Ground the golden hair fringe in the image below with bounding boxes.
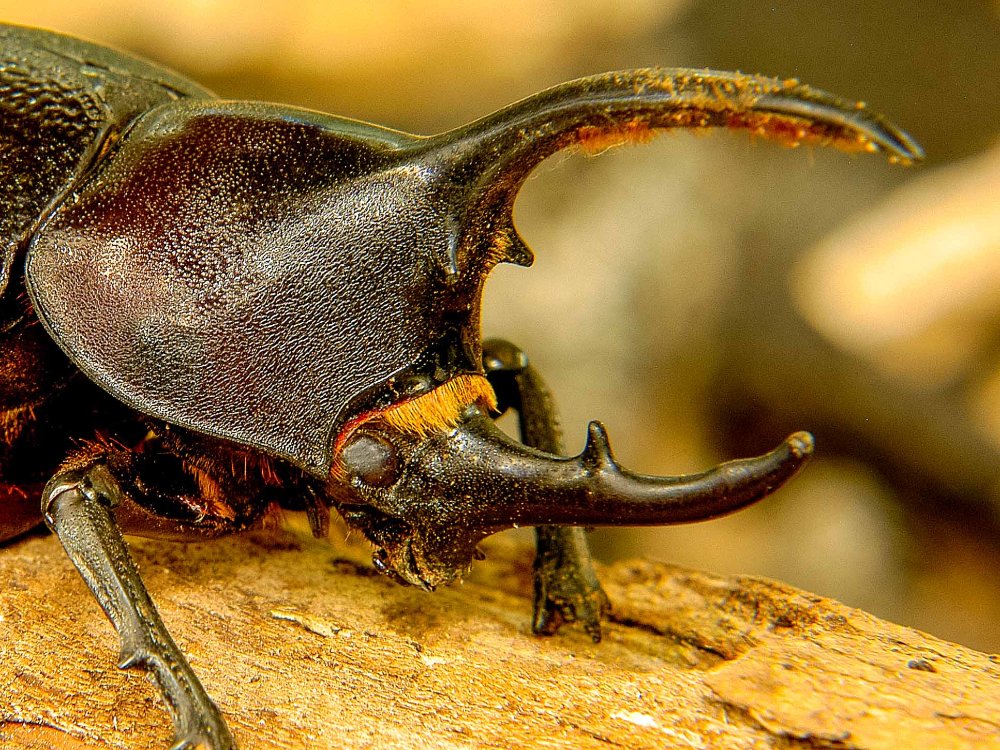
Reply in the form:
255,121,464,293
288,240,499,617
330,375,497,480
379,374,497,437
577,118,657,155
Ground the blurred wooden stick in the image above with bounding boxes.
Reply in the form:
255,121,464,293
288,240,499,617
1,518,997,750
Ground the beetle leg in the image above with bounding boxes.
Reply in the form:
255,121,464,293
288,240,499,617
483,338,610,642
42,461,238,750
530,525,610,642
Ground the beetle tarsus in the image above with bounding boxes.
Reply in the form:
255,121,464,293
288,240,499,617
532,525,610,643
42,467,238,750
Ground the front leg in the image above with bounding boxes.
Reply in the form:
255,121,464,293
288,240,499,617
483,339,610,641
42,446,247,750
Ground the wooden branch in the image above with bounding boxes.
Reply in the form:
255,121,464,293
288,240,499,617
1,518,998,749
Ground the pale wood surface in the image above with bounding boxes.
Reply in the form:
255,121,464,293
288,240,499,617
1,517,998,750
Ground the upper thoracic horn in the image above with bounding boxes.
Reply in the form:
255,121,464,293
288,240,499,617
402,409,814,530
409,68,923,276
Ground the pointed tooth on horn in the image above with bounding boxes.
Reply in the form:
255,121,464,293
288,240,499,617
490,226,535,268
581,421,615,471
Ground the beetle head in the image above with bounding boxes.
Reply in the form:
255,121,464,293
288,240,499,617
327,376,500,588
316,69,919,587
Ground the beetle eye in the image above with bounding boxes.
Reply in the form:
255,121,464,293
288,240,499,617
340,432,400,487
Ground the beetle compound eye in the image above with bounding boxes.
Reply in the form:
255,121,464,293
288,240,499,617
340,432,401,488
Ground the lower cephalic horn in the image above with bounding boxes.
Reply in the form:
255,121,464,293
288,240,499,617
414,409,813,529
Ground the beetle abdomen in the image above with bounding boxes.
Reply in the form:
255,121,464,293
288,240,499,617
0,24,212,296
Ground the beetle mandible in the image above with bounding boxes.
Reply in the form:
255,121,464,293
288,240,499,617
0,23,922,750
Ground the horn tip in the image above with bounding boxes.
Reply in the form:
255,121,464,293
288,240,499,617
786,431,815,459
886,131,925,165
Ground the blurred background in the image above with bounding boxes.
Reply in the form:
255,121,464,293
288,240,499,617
2,0,996,651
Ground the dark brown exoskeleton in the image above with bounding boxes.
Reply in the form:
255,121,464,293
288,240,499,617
0,23,922,750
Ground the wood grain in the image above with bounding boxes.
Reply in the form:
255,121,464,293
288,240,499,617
1,517,997,749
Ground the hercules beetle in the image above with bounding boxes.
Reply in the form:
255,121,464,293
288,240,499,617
0,23,921,750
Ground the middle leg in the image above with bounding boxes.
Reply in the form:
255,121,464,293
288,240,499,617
482,338,610,642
